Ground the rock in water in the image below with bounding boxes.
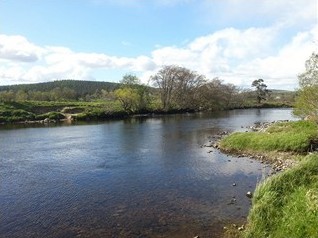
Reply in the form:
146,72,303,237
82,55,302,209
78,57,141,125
246,191,253,198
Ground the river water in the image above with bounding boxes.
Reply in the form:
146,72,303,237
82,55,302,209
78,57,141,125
0,109,296,238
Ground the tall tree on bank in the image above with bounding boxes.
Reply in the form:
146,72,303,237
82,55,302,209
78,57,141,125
150,65,206,111
252,79,270,104
294,53,318,120
298,53,318,88
150,66,178,111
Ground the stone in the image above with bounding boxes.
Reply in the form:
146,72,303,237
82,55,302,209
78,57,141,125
246,191,253,198
232,183,237,186
238,225,245,231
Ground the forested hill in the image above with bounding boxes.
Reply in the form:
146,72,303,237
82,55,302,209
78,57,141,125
0,80,119,96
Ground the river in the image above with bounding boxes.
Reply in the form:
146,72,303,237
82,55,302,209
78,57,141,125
0,108,296,238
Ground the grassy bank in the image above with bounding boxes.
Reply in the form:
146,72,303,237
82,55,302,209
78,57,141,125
245,154,318,238
0,100,126,123
0,100,199,123
220,120,318,153
0,100,294,124
220,121,318,238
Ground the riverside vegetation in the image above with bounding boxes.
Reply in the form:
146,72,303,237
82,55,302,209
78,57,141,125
0,66,295,124
220,53,318,238
220,119,318,238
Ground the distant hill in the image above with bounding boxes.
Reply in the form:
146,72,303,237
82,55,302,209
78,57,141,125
269,89,296,93
0,80,120,96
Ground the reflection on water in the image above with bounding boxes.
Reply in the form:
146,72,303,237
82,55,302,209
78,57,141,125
0,109,296,237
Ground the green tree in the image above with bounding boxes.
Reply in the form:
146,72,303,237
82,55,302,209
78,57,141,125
0,90,15,102
119,74,150,111
294,53,318,120
294,86,318,119
298,53,318,88
15,90,28,101
121,74,140,86
114,87,139,113
252,79,270,104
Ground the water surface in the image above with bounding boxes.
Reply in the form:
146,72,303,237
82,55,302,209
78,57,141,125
0,109,296,237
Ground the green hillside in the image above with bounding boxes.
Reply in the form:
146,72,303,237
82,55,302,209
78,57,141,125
0,79,119,97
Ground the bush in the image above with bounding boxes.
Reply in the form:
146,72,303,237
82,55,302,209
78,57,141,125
0,109,35,122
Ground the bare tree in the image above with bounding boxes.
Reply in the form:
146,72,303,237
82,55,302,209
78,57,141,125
150,65,177,111
150,65,205,111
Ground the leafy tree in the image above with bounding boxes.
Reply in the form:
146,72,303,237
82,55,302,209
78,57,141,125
119,74,150,111
121,74,140,86
294,86,318,119
251,79,270,104
298,53,318,88
0,90,15,102
16,90,28,101
114,88,139,113
294,53,318,120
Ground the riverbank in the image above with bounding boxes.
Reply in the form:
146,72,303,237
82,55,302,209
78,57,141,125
0,100,292,125
219,120,318,238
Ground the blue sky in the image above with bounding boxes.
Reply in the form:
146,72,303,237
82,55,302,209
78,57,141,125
0,0,317,89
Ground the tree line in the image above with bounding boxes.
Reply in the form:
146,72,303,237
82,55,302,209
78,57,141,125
0,65,295,113
0,80,118,102
113,66,261,113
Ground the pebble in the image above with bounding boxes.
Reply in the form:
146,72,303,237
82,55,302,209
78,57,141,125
238,225,245,231
246,191,253,198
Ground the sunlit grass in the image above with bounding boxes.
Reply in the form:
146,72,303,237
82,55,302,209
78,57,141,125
219,120,318,153
220,120,318,238
244,154,318,238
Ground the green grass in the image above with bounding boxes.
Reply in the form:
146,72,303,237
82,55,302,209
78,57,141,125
220,120,318,153
0,100,125,122
244,154,318,238
220,120,318,238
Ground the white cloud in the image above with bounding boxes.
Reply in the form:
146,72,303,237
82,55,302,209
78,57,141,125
149,27,278,79
0,35,44,62
0,22,316,89
0,35,158,84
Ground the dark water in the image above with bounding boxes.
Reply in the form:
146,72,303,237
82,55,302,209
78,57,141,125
0,109,296,238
